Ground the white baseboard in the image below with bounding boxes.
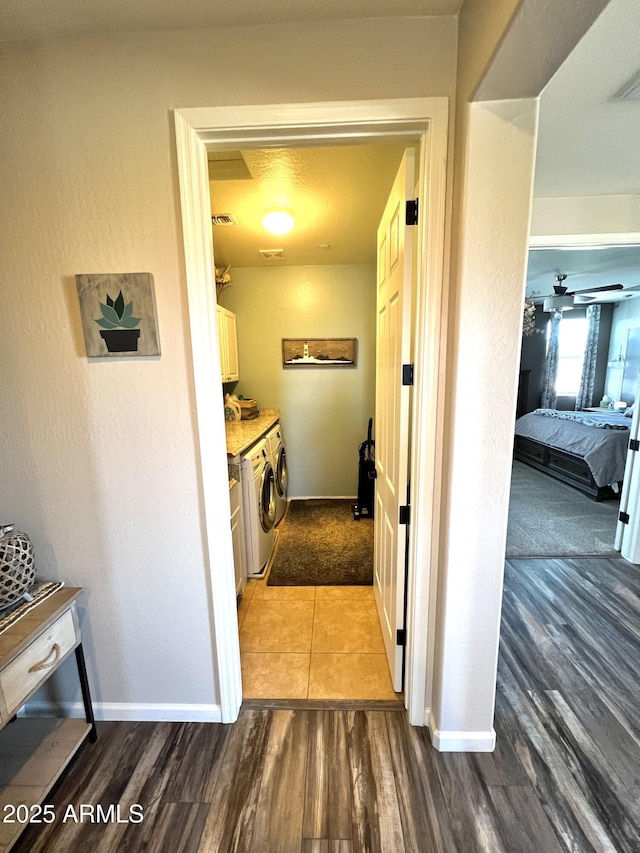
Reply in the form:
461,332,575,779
290,495,357,500
23,702,223,723
427,709,496,752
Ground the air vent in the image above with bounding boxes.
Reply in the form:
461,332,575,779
259,249,285,260
211,214,235,226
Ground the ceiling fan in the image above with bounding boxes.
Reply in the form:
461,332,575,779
537,275,626,311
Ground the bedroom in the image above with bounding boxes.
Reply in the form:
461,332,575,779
508,244,640,558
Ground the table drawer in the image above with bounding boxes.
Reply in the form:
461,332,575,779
0,609,78,716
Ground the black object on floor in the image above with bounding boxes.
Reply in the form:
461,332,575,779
353,418,375,521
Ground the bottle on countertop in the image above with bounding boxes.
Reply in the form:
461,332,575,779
224,394,242,421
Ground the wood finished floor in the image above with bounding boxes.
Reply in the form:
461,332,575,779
9,556,640,852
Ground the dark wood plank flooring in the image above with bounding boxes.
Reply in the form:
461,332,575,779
8,557,640,852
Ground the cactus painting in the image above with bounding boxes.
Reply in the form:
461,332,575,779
75,273,161,357
95,290,142,352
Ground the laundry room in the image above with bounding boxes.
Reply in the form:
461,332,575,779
212,142,415,702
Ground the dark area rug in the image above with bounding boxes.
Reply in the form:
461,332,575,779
267,499,374,586
507,461,619,558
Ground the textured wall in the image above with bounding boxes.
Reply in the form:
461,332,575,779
431,0,540,745
220,265,376,498
0,18,456,714
431,0,603,746
530,194,640,239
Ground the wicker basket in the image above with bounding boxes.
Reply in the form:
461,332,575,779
0,525,36,611
238,399,259,420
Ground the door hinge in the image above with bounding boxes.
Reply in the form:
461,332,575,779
399,505,410,525
630,438,640,452
406,199,419,226
619,511,630,525
402,364,414,386
396,629,406,646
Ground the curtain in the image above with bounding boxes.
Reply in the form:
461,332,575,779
541,310,561,409
575,304,601,411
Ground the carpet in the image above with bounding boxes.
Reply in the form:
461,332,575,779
506,461,619,558
267,499,374,586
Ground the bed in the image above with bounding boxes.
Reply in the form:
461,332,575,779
513,408,631,501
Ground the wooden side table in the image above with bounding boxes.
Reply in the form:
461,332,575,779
0,587,96,852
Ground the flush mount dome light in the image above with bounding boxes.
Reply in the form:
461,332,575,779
262,209,294,235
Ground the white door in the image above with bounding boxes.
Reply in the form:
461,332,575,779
616,375,640,562
374,148,415,692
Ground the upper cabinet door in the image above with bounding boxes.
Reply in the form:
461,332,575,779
223,309,239,382
216,305,240,383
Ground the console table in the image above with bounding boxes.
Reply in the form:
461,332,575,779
0,587,96,852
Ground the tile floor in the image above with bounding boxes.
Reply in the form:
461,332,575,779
237,578,399,700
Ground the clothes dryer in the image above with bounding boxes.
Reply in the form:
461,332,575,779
240,438,276,576
265,423,288,524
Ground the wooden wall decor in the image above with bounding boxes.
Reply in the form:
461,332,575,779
282,338,357,367
75,272,161,358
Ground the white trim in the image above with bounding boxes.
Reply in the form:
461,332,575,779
427,710,496,752
179,99,438,148
529,232,640,249
174,112,243,723
405,101,449,727
22,702,222,723
174,98,449,728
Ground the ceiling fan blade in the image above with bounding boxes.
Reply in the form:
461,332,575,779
567,283,623,295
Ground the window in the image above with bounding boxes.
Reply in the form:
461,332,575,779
552,316,589,396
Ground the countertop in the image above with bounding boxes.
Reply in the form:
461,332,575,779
225,408,279,457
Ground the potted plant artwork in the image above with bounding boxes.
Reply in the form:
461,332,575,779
95,290,141,352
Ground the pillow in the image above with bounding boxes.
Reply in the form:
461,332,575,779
624,403,635,418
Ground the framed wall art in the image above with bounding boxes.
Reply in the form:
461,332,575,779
75,272,161,357
282,338,357,367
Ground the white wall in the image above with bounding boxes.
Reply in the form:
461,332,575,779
0,18,457,718
428,0,617,750
221,265,376,498
531,194,640,240
606,299,640,403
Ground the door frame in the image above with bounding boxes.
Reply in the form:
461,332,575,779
174,98,449,724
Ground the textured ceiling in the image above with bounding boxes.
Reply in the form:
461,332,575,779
209,143,413,268
0,0,461,41
535,0,640,197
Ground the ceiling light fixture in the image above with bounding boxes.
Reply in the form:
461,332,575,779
262,209,295,235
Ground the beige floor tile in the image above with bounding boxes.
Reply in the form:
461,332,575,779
308,653,397,700
315,586,374,601
241,653,310,699
252,584,316,601
237,595,251,629
312,600,385,653
243,580,259,600
240,599,314,653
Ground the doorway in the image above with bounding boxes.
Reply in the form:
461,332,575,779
507,240,640,560
174,98,449,724
211,141,412,702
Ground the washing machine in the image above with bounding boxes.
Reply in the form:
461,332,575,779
265,423,288,524
240,438,276,576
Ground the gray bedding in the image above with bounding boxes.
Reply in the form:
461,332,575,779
514,408,630,487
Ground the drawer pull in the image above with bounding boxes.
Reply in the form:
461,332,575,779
28,642,61,673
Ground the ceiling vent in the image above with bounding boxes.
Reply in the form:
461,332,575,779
614,70,640,101
259,249,285,260
211,214,236,226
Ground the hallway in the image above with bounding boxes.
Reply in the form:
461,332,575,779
10,555,639,852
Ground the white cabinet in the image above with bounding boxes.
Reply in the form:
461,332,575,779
216,305,239,383
229,479,246,597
